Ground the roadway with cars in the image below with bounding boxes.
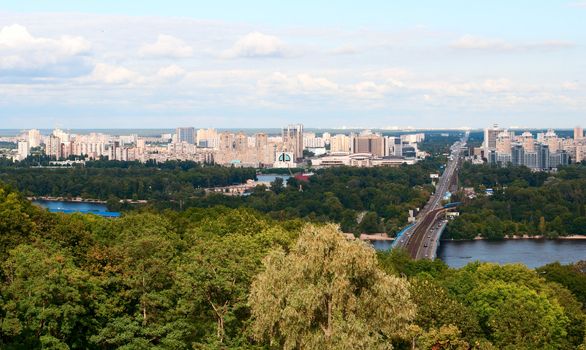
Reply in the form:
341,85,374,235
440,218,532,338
394,131,469,259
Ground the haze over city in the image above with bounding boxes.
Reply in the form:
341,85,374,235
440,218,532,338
1,0,586,129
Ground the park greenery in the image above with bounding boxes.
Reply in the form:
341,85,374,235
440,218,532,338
0,159,446,235
446,162,586,239
0,183,584,349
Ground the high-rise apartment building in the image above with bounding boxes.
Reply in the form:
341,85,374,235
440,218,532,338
485,128,571,170
536,143,550,170
575,126,584,140
484,124,502,150
27,129,41,148
282,124,304,160
196,128,219,148
496,131,512,154
330,134,351,153
520,131,535,152
255,133,268,149
544,129,560,153
17,141,30,161
45,135,62,159
53,128,69,143
176,127,196,144
511,143,524,166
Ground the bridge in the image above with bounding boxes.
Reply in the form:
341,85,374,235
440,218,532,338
393,132,468,259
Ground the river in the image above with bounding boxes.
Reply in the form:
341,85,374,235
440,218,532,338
256,174,291,184
33,200,121,217
372,239,586,268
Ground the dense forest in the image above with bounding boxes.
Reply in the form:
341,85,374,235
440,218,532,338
446,163,586,239
0,183,584,349
0,159,446,235
0,163,256,201
182,163,441,235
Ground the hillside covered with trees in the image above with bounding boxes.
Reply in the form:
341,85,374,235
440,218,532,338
0,183,585,349
446,163,586,239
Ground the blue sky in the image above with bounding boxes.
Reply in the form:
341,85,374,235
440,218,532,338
0,0,585,128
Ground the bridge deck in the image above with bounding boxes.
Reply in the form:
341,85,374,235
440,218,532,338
393,132,468,259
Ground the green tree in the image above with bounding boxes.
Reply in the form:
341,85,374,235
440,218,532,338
270,177,285,194
408,278,482,342
249,224,416,349
468,280,568,349
175,234,268,346
1,244,98,348
359,211,383,233
0,188,38,260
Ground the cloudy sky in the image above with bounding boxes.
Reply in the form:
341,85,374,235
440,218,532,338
1,0,585,129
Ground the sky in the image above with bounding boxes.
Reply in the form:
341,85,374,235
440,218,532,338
0,0,585,129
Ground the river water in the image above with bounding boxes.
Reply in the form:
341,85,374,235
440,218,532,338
372,239,586,268
256,174,291,184
33,200,121,217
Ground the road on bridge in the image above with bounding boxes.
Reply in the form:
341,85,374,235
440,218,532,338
394,131,468,259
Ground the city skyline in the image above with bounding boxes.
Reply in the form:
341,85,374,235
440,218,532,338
1,1,586,128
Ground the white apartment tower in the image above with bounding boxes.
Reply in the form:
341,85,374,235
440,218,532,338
27,129,41,148
17,141,30,161
45,135,62,159
484,124,502,150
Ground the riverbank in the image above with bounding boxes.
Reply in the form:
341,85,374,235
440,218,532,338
344,233,395,241
28,196,106,204
442,234,586,241
32,199,121,218
28,196,147,204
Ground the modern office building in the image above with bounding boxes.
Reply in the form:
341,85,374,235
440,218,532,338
352,133,385,157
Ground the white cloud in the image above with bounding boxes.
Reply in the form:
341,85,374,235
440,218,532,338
328,45,358,55
0,24,91,76
88,63,142,84
222,32,288,58
139,34,193,58
451,34,574,52
569,1,586,7
258,72,339,95
156,64,186,80
451,35,511,50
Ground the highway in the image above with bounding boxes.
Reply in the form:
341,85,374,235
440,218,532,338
394,131,468,259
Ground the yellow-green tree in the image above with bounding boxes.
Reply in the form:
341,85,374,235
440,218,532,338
249,224,416,350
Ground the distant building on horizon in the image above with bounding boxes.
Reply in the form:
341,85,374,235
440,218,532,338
575,126,584,141
282,124,304,160
483,126,574,170
175,127,196,144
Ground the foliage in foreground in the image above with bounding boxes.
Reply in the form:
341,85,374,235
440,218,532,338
0,183,584,349
249,224,415,349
